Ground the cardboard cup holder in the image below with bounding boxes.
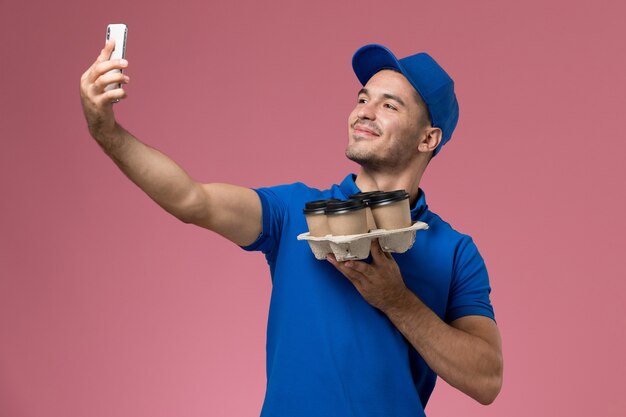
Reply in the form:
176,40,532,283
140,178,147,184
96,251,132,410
297,221,429,261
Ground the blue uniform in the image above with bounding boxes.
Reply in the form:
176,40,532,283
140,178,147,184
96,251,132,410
242,174,495,417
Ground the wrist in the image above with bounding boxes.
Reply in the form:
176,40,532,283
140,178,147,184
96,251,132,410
381,286,414,317
93,122,127,155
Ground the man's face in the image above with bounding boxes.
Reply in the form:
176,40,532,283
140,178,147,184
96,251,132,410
346,70,430,169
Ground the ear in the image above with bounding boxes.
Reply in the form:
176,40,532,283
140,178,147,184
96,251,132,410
417,127,442,154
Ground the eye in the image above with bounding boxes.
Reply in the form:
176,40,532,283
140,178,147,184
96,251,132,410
358,97,367,104
384,103,398,111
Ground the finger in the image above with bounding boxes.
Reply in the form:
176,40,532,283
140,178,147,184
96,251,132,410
99,87,128,105
93,71,130,92
326,255,367,284
343,259,373,277
86,59,128,86
92,59,128,80
82,40,118,83
96,39,116,64
377,241,394,260
369,239,388,263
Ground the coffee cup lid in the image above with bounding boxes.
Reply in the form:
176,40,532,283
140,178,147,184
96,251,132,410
325,199,366,214
348,191,383,203
303,199,341,214
368,190,409,207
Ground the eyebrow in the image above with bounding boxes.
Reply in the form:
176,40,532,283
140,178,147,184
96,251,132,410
358,88,406,107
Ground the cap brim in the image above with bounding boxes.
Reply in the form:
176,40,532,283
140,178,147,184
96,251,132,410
352,44,402,86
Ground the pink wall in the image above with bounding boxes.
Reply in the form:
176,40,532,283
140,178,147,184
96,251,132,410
2,0,625,415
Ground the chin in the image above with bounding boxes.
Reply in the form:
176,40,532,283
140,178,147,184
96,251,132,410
345,147,382,168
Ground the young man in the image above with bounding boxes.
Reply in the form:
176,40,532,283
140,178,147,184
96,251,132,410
80,42,503,416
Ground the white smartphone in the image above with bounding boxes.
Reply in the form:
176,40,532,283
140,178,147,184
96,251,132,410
104,24,128,92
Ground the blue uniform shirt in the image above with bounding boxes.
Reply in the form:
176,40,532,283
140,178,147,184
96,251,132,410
242,174,495,417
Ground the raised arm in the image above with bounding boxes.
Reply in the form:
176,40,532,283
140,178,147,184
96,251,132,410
79,40,262,247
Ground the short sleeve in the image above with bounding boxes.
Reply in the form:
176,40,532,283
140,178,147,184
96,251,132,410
239,184,293,265
445,236,495,323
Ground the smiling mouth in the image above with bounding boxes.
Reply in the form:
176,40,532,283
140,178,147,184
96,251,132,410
352,124,381,137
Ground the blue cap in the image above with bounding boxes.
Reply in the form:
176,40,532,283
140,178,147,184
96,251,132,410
352,44,459,156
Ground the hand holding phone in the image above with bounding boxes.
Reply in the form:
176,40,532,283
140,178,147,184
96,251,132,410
104,24,128,92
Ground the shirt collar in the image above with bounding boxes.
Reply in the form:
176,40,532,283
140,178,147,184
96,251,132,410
339,173,429,221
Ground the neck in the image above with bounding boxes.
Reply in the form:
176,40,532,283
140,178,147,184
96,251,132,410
354,157,428,207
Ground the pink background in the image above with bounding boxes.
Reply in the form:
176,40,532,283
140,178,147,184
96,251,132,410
1,0,625,415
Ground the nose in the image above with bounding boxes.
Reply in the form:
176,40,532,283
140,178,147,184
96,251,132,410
357,102,375,121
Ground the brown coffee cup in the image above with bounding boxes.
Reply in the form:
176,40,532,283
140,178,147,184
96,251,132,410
303,199,340,237
325,199,368,236
349,191,381,231
368,190,411,230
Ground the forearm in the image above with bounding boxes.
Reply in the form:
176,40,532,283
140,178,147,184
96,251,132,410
383,290,503,405
93,123,204,221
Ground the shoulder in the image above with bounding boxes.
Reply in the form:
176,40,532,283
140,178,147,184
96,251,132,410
421,209,476,249
420,209,487,276
255,181,339,208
